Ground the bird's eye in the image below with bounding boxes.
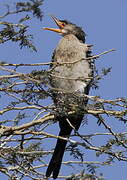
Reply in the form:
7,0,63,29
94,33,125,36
61,23,66,27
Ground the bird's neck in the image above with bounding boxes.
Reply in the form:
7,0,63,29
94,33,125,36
63,34,84,43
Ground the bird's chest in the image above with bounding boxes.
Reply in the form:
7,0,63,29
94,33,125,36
51,38,92,92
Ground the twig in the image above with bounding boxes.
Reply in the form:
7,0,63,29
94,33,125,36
0,49,116,67
0,108,127,136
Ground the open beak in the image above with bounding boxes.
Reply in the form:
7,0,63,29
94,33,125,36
42,15,64,33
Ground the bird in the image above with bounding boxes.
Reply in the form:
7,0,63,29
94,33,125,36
43,15,94,179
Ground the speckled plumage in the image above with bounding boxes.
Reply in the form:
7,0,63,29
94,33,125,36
51,34,92,93
46,18,94,179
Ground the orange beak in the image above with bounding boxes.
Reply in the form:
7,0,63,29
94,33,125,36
42,15,64,33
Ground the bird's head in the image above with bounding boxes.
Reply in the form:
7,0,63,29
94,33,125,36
43,15,86,43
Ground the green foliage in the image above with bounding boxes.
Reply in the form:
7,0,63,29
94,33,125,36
16,0,44,21
0,0,44,51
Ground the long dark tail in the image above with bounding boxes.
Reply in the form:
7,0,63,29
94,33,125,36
46,114,83,179
46,127,72,179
